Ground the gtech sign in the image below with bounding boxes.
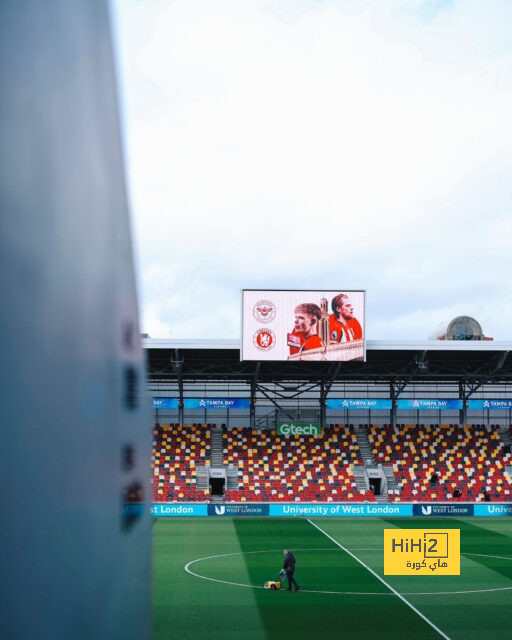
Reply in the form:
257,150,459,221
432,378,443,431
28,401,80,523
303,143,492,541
276,422,322,437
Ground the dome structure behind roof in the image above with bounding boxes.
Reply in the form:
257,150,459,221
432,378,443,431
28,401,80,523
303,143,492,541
437,316,492,341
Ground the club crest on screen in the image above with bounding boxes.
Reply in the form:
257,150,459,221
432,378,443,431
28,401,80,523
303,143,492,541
253,328,275,350
253,300,276,323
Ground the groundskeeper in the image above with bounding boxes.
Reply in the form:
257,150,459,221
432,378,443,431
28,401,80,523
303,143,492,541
283,549,300,591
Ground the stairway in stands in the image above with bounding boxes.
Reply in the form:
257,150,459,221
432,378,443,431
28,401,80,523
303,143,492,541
209,426,225,504
384,466,400,498
354,425,376,465
352,466,369,494
353,424,389,503
498,426,512,483
210,426,224,466
499,425,512,450
195,465,209,493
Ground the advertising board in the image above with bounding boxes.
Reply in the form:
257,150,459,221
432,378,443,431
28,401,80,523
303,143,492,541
153,398,179,409
269,503,413,517
397,399,462,410
468,399,512,410
207,504,270,516
327,399,392,410
474,504,512,516
152,398,250,410
151,503,208,516
151,502,512,517
413,504,474,516
241,290,365,361
276,422,322,437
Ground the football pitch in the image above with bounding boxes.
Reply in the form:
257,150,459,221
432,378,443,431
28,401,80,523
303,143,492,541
153,517,512,640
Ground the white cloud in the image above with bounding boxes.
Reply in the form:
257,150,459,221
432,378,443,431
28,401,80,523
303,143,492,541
113,0,512,339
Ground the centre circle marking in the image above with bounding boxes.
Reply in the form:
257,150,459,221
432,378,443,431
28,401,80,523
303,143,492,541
184,547,512,596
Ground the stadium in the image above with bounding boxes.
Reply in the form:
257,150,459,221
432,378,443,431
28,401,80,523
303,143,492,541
148,314,512,640
3,3,512,640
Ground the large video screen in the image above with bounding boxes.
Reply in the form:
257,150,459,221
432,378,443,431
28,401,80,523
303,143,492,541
241,290,365,361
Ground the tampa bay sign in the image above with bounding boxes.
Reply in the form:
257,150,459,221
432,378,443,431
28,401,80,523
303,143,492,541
276,422,322,437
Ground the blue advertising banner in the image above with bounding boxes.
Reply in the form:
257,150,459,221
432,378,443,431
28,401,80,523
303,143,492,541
152,502,510,517
184,398,250,410
153,398,250,410
207,504,269,516
153,398,179,409
468,399,512,411
413,504,473,516
397,399,462,410
151,503,208,516
474,504,512,516
327,399,392,410
269,503,413,517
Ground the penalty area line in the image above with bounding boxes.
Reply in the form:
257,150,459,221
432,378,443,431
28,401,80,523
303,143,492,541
307,519,452,640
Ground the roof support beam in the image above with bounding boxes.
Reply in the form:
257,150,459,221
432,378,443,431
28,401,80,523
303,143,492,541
389,378,409,429
321,362,342,402
250,362,260,428
256,384,295,423
464,351,510,399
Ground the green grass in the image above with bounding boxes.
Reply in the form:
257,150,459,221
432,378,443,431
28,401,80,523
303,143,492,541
153,517,512,640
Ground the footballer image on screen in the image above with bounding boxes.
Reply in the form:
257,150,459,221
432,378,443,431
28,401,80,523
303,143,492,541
241,290,365,362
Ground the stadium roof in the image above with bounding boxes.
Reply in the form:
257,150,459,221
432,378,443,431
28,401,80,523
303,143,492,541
144,338,512,352
144,338,512,387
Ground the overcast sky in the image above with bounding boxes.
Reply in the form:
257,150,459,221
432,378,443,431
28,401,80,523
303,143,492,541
112,0,512,341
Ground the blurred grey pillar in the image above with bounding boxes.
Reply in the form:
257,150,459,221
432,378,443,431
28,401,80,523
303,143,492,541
0,2,151,640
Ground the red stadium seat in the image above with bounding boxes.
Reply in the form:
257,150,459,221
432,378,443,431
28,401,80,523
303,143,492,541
223,424,372,502
152,423,211,502
368,423,512,502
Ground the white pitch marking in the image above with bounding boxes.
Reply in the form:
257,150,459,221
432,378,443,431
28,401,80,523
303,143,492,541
184,547,512,597
184,548,390,595
463,552,512,562
307,518,453,640
339,550,512,594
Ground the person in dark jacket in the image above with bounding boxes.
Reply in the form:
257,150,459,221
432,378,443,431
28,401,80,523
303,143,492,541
283,549,300,591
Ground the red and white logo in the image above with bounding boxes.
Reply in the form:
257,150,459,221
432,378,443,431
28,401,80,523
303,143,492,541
253,300,276,323
253,328,275,351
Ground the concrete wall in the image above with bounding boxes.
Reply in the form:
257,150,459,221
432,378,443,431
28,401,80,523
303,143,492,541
0,2,151,639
